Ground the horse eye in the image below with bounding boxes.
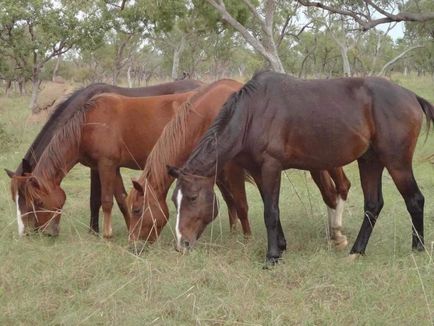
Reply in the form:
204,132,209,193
133,208,141,215
188,194,198,202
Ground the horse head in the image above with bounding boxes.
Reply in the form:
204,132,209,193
168,166,218,252
127,179,169,246
6,167,65,237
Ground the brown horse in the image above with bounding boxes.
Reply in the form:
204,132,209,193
7,91,198,238
128,78,351,249
169,71,433,264
6,80,203,234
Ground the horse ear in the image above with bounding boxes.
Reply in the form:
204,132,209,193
167,165,181,178
22,159,32,174
4,169,15,178
132,179,144,196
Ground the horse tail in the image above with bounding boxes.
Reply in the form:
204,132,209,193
416,95,434,135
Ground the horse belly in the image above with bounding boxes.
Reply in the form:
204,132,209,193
277,123,370,170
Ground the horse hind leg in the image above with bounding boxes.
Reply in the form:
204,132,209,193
387,166,425,251
310,169,349,250
219,163,252,236
98,161,117,239
350,156,384,256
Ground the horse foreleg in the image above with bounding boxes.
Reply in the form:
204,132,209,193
217,163,252,236
89,169,101,234
310,169,349,250
114,169,130,231
256,159,283,266
98,161,116,239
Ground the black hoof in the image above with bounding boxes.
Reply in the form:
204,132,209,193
412,241,425,252
263,256,280,269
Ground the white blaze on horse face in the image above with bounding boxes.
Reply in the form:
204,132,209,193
175,189,183,248
15,193,25,236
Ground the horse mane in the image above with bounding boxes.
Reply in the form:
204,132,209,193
19,84,109,174
139,83,216,193
184,77,259,172
32,95,100,189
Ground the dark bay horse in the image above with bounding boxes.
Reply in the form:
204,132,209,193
128,78,351,249
169,71,433,264
6,80,203,234
7,91,197,238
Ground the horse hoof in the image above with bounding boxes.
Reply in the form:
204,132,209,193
88,229,99,236
263,256,280,269
103,234,113,240
332,235,348,251
345,253,361,263
413,242,425,252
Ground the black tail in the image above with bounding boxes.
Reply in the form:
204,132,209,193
416,95,434,135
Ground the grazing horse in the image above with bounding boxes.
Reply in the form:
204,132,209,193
6,80,203,234
169,71,433,264
128,78,351,249
7,91,197,238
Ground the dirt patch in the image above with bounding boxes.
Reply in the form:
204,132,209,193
30,80,75,123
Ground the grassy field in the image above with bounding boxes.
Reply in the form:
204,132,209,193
0,75,433,325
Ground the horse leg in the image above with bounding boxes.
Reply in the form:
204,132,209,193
310,169,348,250
113,168,130,231
386,166,425,251
89,169,101,233
328,168,351,249
350,156,384,256
257,159,283,265
218,163,252,236
98,161,116,239
216,177,239,233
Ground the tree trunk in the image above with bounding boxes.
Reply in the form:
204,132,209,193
171,36,186,80
52,55,61,81
378,45,424,76
30,75,39,112
207,0,285,73
5,80,12,96
339,46,351,77
127,65,133,88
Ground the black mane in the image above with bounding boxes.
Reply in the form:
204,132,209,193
184,76,260,175
17,84,111,175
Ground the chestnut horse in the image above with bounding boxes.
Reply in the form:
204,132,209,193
169,71,433,264
6,80,203,234
129,78,350,249
7,91,197,238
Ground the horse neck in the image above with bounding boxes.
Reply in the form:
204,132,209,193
142,107,210,197
183,101,247,177
32,134,79,185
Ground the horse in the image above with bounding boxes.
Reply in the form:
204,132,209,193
7,91,198,238
128,78,351,249
169,71,433,264
6,80,203,234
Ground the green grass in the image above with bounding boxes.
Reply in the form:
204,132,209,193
0,75,433,325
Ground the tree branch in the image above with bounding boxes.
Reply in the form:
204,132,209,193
378,45,424,75
297,0,434,31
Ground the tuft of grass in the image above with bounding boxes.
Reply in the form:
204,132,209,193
0,76,433,325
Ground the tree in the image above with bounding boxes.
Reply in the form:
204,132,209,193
297,0,434,31
0,0,105,111
203,0,287,72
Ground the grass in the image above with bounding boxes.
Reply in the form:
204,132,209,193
0,75,433,325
